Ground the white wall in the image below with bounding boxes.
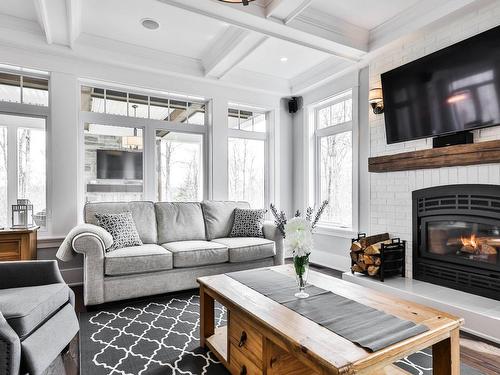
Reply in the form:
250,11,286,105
367,2,500,277
292,70,366,271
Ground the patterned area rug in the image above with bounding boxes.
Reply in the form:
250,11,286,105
79,291,483,375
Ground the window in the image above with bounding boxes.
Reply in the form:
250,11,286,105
84,123,144,203
156,131,203,201
81,86,207,125
0,72,48,106
0,114,47,229
227,107,267,209
0,127,7,227
314,91,353,229
80,84,208,205
228,108,266,132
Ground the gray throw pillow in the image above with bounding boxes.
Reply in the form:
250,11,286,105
95,212,143,252
229,208,266,238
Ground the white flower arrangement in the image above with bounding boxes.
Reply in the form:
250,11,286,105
284,217,313,257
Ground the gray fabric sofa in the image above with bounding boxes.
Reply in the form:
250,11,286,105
58,201,283,306
0,261,79,375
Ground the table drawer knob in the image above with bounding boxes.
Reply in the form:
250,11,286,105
240,365,247,375
238,331,247,347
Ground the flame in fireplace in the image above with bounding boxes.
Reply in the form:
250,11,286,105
461,234,478,249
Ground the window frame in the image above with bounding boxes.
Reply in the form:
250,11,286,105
311,89,359,235
0,107,49,234
227,107,270,209
78,83,209,208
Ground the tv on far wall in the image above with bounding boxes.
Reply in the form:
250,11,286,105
381,25,500,144
96,149,143,180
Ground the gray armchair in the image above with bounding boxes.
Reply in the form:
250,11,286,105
0,261,79,375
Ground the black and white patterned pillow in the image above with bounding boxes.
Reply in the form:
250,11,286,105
95,212,143,252
229,208,266,238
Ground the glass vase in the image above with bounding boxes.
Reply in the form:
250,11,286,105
293,254,310,298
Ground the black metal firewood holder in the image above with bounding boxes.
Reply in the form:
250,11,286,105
351,233,406,282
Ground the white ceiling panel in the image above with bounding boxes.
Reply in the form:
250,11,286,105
82,0,229,59
310,0,420,30
0,0,38,21
237,38,331,80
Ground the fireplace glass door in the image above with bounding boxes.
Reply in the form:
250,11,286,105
422,216,500,270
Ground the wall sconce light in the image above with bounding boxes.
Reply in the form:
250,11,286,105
369,88,384,114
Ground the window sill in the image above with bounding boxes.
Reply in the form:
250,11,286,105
313,225,358,239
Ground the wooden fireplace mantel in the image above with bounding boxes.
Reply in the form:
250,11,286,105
368,139,500,173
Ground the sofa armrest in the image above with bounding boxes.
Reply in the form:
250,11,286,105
72,234,106,305
0,312,21,375
56,223,113,262
0,260,64,290
263,221,284,265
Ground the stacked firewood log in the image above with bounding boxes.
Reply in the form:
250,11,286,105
350,233,390,277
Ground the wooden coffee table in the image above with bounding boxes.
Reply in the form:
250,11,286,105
198,265,463,375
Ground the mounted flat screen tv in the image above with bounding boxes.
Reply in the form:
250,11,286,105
96,150,143,180
381,25,500,144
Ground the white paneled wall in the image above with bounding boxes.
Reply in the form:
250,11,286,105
368,2,500,278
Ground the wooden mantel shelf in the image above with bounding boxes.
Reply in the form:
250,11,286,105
368,139,500,173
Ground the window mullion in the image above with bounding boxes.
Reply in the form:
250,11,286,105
7,125,18,217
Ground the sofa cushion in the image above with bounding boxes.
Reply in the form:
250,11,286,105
155,202,206,243
201,201,250,240
229,208,266,238
161,241,228,268
105,244,173,276
0,283,71,339
212,237,275,263
85,201,158,244
95,212,143,252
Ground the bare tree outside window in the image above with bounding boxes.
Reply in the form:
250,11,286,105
0,115,46,229
0,127,7,227
320,132,352,227
315,91,353,229
156,131,203,202
17,128,46,229
228,137,265,209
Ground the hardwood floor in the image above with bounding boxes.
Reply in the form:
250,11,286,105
47,268,499,375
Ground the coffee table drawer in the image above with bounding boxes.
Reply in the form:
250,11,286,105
229,312,263,366
229,343,262,375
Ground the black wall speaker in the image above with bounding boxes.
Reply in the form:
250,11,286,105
288,97,301,114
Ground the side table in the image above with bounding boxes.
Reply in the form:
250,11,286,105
0,227,39,261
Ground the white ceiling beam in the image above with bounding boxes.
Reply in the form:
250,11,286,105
217,35,268,79
66,0,82,48
369,0,478,50
157,0,367,61
33,0,52,44
283,0,314,25
202,26,250,77
33,0,71,47
265,0,286,18
202,26,268,79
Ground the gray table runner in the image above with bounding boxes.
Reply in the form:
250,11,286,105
226,268,428,352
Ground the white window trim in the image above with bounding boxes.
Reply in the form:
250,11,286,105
226,108,271,210
78,88,209,208
0,102,50,235
309,87,359,236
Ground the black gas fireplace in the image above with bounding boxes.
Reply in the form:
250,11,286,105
413,184,500,300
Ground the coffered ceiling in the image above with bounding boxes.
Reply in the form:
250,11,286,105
0,0,486,95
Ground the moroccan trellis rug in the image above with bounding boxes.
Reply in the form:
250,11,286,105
79,291,483,375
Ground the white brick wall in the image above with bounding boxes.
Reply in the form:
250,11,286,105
368,2,500,278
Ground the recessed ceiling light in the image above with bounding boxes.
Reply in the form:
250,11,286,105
141,18,160,30
280,57,288,63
